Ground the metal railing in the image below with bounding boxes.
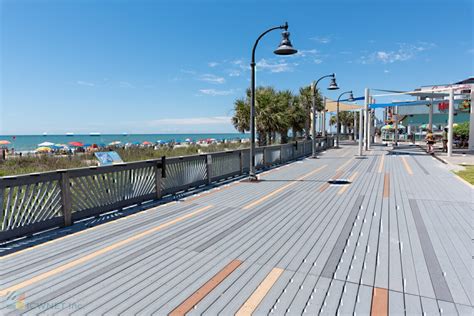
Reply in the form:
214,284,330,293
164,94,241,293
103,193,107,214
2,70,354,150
0,137,333,241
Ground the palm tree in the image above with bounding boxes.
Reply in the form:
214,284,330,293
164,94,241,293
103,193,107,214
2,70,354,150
298,86,312,140
329,111,356,134
297,86,324,139
288,97,306,141
274,90,293,143
232,98,250,133
232,86,312,145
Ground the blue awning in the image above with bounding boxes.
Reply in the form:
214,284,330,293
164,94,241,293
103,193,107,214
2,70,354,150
369,100,433,109
339,96,365,102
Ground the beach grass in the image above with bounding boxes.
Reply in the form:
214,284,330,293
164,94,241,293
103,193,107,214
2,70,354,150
455,165,474,185
0,143,247,177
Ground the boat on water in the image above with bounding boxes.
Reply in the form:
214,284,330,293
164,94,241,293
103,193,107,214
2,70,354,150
66,132,74,136
42,132,48,136
122,132,128,136
89,132,101,136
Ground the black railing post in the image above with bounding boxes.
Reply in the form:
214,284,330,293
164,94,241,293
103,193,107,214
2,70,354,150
154,160,162,200
262,148,267,168
239,151,244,175
206,154,212,184
161,156,166,178
58,170,72,227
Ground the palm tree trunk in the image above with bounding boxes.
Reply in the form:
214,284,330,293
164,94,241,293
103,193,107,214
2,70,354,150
280,130,288,144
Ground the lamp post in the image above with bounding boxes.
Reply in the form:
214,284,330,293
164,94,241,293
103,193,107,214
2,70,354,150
311,74,339,158
336,91,354,148
248,22,297,181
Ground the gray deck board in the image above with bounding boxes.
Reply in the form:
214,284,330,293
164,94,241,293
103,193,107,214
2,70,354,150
389,290,405,315
1,143,472,316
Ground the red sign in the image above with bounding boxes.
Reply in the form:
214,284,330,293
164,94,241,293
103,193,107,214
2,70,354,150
438,102,449,112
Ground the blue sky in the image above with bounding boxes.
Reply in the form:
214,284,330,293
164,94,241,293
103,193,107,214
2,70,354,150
1,0,472,135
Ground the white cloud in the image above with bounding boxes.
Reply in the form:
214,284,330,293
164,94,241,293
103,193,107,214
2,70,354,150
314,59,323,64
208,62,219,67
295,49,319,57
384,69,390,73
77,80,95,87
180,69,197,75
256,58,294,73
199,88,234,96
232,59,245,66
359,42,436,64
119,81,134,88
227,70,241,77
310,36,331,44
149,116,232,125
199,74,226,84
223,59,250,77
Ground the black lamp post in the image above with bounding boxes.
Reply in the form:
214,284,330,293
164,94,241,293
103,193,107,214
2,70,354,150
311,73,339,158
249,22,297,181
336,91,354,148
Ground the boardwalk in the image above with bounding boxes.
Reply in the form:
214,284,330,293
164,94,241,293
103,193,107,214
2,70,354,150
0,143,472,315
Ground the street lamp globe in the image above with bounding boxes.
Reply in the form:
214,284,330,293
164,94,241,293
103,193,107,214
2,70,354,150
328,77,339,90
348,91,355,102
274,31,298,55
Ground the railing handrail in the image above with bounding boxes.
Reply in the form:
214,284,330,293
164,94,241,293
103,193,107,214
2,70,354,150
0,158,164,182
0,139,320,181
0,137,334,241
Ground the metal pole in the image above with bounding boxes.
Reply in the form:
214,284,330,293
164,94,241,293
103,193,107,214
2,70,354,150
249,61,257,179
358,109,363,156
447,88,454,157
394,106,399,146
353,110,357,141
311,82,317,158
322,97,327,136
428,98,433,131
336,99,340,148
367,97,372,150
469,86,474,151
248,23,287,181
364,88,369,150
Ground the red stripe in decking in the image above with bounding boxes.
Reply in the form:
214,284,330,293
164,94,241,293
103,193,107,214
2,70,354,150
169,259,242,315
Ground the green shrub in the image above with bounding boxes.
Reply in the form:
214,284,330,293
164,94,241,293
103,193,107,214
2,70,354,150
454,122,469,139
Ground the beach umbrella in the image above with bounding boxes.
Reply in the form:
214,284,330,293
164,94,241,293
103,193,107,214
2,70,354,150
68,141,84,147
0,140,11,145
36,146,52,153
38,141,55,147
185,138,192,142
420,124,440,131
382,124,405,130
109,141,122,146
142,141,152,145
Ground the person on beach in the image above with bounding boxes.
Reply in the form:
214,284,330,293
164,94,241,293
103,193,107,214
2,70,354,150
442,128,448,152
425,129,435,154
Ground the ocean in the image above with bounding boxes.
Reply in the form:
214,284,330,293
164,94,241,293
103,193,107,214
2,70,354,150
0,133,249,151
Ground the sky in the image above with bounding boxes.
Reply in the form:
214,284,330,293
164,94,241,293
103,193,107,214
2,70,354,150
1,0,473,135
